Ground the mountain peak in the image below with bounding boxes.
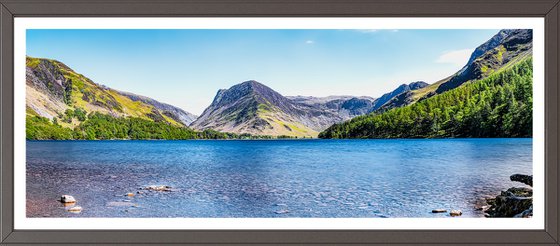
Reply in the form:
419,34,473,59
210,80,281,108
230,80,270,94
370,81,428,111
191,80,365,137
239,80,261,86
409,81,429,90
465,29,532,66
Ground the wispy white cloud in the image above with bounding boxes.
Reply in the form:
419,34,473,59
358,29,379,33
436,49,473,66
305,40,314,44
357,29,398,33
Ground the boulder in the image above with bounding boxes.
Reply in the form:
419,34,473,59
514,205,533,218
485,187,532,217
450,210,462,217
431,209,447,213
510,174,533,187
60,195,76,203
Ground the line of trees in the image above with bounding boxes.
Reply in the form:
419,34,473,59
319,57,533,139
27,112,296,140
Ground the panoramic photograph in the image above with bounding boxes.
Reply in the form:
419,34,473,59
25,28,533,218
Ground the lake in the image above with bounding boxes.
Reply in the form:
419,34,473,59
26,139,532,218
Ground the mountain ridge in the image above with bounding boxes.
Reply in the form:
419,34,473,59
26,56,198,128
376,29,532,112
319,28,533,139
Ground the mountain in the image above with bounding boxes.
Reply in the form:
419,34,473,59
377,29,532,112
319,29,534,139
116,91,197,125
319,56,533,139
287,95,376,120
436,29,532,94
26,56,197,128
191,80,374,137
370,81,428,112
286,81,428,119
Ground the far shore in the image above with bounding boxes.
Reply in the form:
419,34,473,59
26,137,534,141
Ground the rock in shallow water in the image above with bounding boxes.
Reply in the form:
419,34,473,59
510,174,533,187
60,195,76,203
485,187,532,217
142,185,173,192
275,209,289,214
449,210,462,217
67,206,82,213
432,209,447,213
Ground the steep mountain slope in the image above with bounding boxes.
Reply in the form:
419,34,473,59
370,81,428,112
378,29,532,112
116,91,197,125
26,57,197,127
435,29,532,94
319,57,533,139
191,80,352,137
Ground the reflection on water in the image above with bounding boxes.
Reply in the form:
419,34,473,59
26,139,532,218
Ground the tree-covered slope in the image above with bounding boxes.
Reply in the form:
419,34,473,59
377,29,532,113
319,57,532,139
26,112,293,140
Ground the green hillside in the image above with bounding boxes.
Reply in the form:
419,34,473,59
25,56,198,130
25,57,290,140
319,57,533,139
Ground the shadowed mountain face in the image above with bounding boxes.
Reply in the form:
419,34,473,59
377,29,533,112
26,57,197,127
370,81,428,112
191,81,378,137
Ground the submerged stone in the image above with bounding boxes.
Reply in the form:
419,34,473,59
67,206,82,213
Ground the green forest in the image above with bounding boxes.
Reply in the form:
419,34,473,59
26,112,292,140
319,57,533,139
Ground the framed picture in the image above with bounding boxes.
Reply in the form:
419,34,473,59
1,0,559,245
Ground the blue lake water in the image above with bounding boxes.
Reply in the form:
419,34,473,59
26,139,532,218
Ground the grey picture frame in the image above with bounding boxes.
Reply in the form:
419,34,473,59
1,0,559,245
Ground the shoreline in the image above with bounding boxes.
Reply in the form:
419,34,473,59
25,137,534,141
480,174,533,218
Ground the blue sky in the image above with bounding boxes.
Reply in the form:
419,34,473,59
27,29,500,115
